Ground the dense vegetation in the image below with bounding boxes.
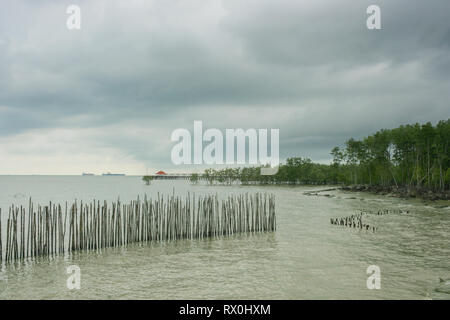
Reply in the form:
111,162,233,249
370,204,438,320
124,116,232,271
191,120,450,191
142,175,153,185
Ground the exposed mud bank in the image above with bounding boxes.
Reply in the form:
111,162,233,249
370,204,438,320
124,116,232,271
340,185,450,201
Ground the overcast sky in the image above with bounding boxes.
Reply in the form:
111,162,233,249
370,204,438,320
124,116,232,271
0,0,449,174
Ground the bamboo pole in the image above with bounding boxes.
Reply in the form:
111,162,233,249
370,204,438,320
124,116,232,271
0,193,276,264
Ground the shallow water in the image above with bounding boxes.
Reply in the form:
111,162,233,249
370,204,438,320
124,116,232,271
0,176,449,299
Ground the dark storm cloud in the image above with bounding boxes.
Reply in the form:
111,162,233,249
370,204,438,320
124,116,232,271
0,0,449,173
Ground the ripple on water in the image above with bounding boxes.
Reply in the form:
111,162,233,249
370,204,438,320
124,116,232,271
0,178,448,299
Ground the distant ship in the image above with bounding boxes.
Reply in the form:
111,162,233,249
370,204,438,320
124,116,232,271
82,173,94,176
102,172,125,176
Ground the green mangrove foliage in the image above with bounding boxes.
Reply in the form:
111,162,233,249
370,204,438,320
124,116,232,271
197,120,450,190
189,173,200,184
331,120,449,190
142,175,153,185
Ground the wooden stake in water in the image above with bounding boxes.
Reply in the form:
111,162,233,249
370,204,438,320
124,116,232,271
0,193,276,264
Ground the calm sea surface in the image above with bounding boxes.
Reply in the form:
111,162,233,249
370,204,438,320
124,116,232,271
0,176,448,299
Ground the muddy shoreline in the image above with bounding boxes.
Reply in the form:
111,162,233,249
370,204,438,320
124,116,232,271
340,185,450,201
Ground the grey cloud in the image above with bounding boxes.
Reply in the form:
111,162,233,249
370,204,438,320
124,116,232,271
0,0,449,173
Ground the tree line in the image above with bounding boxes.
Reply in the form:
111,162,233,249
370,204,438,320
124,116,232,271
190,120,449,191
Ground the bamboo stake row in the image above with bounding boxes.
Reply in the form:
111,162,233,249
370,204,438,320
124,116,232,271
0,193,276,264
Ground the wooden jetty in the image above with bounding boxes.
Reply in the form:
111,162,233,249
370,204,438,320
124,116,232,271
151,173,192,180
